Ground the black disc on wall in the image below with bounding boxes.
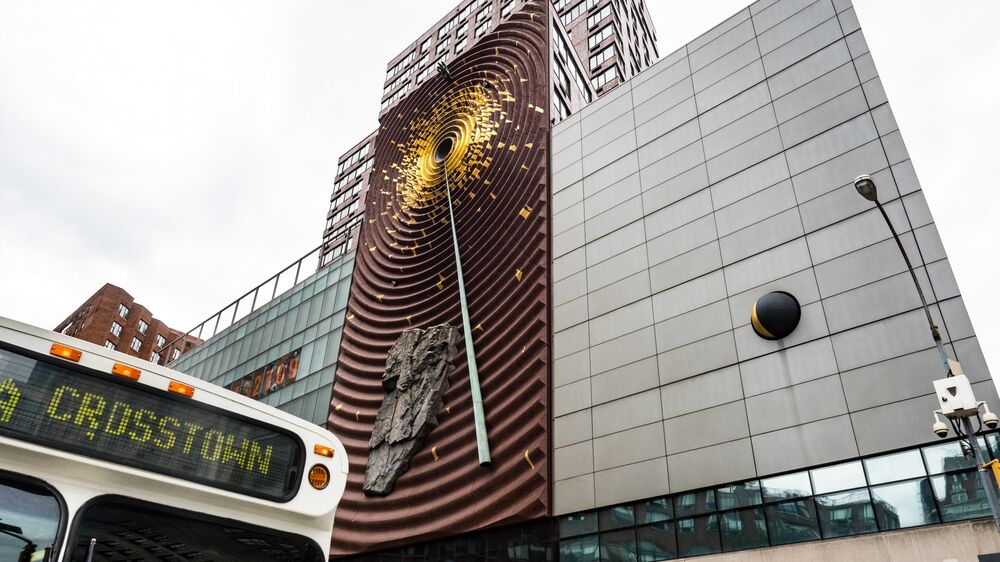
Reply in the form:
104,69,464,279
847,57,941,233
751,291,801,340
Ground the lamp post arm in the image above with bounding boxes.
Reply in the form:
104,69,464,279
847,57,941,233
873,199,951,374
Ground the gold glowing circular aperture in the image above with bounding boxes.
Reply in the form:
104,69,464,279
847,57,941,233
389,83,502,214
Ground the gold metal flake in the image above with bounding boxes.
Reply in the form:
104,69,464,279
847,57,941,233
515,269,523,282
524,450,535,469
432,446,439,461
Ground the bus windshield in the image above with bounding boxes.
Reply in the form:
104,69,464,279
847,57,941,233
0,474,61,562
67,498,323,562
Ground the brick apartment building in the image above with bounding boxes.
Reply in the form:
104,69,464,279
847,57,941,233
55,283,199,365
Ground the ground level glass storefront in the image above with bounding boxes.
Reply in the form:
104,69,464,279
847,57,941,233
338,433,1000,562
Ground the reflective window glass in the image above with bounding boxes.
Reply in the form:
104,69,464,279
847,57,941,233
922,441,977,475
636,522,676,562
720,508,768,552
931,471,992,522
559,534,599,562
675,515,720,557
717,481,762,510
560,511,598,537
439,534,487,560
599,528,636,562
811,461,866,494
870,478,939,529
674,490,715,517
761,472,812,503
0,474,62,562
864,450,925,485
764,499,821,545
987,433,1000,459
635,498,672,524
815,488,877,538
599,505,635,530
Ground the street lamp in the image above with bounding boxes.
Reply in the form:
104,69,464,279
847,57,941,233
853,174,1000,533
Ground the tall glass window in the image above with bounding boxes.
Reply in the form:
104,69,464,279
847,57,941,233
599,505,635,530
811,461,866,494
765,499,820,545
931,471,991,522
720,508,768,551
676,515,719,557
636,521,675,561
600,528,636,562
762,472,811,503
815,488,877,538
864,450,925,485
560,534,598,562
634,498,671,524
870,478,939,529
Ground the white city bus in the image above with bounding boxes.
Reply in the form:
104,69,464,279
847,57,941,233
0,317,347,561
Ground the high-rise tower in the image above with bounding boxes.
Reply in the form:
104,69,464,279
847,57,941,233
318,0,657,271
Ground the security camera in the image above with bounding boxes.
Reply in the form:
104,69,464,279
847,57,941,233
984,411,999,430
933,420,949,438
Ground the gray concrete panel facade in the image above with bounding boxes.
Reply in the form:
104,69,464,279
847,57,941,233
550,0,995,515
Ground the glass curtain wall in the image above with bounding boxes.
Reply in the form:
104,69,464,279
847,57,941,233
558,434,999,560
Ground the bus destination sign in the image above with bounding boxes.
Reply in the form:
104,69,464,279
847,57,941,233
0,346,301,501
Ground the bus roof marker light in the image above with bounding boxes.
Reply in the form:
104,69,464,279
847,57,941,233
168,380,195,398
112,363,142,381
308,464,330,490
314,444,335,458
50,343,82,362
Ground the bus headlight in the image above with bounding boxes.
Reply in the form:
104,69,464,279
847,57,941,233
308,464,330,490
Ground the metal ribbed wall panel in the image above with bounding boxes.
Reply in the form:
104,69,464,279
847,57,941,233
328,2,551,555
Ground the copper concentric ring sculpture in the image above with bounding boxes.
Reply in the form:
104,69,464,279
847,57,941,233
327,2,552,555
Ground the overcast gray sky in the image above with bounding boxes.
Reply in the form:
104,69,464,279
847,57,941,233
1,1,997,378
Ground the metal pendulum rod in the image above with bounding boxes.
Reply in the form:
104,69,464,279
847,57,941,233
442,166,492,466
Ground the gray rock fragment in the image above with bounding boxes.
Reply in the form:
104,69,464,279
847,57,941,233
363,324,458,496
